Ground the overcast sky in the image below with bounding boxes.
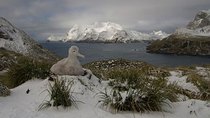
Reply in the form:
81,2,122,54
0,0,210,40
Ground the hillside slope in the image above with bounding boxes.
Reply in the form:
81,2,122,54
0,17,58,61
147,9,210,56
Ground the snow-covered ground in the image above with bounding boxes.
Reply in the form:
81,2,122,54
168,71,199,93
0,71,209,118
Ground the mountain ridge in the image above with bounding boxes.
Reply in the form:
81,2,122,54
147,9,210,56
0,17,58,62
47,22,169,43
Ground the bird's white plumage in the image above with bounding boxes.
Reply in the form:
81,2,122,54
50,46,84,76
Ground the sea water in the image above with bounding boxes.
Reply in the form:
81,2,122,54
40,42,210,67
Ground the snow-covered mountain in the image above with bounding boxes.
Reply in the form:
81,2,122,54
0,17,57,61
174,9,210,37
48,22,168,43
187,9,210,30
147,9,210,56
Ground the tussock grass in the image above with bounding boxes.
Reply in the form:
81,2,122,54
171,65,210,100
99,69,179,113
0,48,23,71
187,73,210,100
176,66,195,76
5,57,52,88
39,79,77,110
0,82,10,97
84,59,170,80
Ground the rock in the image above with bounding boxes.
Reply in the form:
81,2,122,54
0,82,10,97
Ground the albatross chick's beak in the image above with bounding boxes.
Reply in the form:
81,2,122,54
77,52,85,58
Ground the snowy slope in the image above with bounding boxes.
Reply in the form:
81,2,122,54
0,17,58,61
0,72,209,118
187,9,210,30
175,9,210,37
0,17,28,54
47,22,168,43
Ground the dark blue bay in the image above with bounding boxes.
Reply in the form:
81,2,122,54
40,42,210,67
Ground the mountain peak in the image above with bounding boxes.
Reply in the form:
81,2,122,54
49,22,169,43
91,22,123,31
187,9,210,30
67,22,124,42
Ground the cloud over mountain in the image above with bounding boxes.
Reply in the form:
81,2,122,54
0,0,209,40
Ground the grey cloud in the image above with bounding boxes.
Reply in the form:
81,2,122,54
0,0,210,40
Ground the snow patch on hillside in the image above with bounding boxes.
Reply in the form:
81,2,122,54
168,71,199,93
0,17,28,54
175,27,210,37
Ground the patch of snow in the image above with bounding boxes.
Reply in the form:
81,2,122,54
175,27,210,37
149,30,170,40
167,99,210,118
167,71,199,93
196,67,208,76
195,67,210,80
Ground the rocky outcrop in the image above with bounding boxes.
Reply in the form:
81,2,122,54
187,10,210,30
0,17,58,62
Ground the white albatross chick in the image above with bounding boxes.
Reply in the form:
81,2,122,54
50,46,85,76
